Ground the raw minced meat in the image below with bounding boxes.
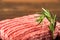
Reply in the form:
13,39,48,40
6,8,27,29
0,14,60,40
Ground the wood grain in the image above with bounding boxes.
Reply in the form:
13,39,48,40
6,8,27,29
2,0,59,3
0,0,60,21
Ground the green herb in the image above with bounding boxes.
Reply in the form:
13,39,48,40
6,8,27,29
37,8,56,39
37,14,45,23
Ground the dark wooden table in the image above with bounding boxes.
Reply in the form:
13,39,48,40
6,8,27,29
0,0,60,21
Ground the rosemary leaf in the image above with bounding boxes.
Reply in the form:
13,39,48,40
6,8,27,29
37,8,56,39
37,14,45,23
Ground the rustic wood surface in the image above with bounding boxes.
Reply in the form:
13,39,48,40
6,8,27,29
2,0,59,3
0,0,60,22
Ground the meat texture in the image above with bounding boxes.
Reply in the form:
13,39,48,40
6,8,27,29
0,14,60,40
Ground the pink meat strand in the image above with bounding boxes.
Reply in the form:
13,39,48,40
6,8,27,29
0,14,60,40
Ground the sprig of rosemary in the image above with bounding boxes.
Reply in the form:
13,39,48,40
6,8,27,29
37,8,56,39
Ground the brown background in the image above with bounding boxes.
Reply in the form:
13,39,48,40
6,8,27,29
0,0,60,21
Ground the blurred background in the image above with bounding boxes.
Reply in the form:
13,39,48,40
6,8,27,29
0,0,60,21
